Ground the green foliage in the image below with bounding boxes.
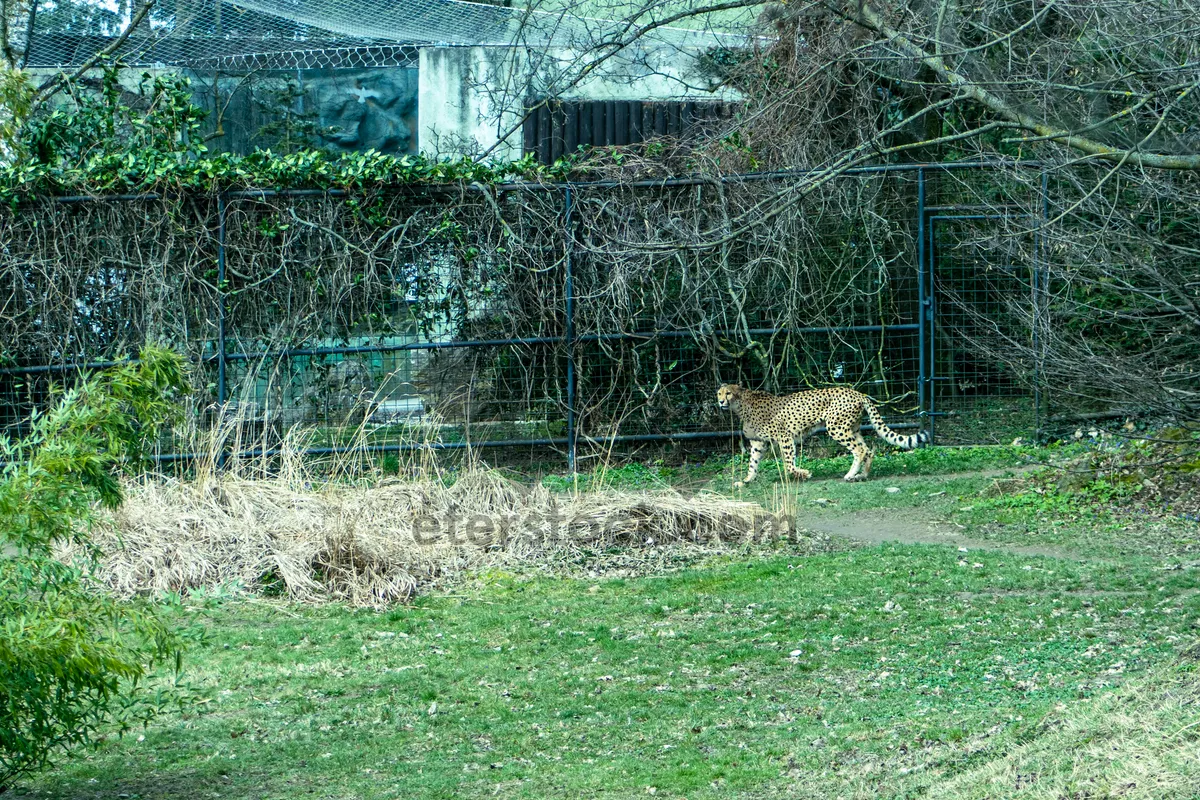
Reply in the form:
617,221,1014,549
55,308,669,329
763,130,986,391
253,78,331,154
696,45,752,79
980,426,1200,522
0,69,33,157
23,69,207,171
1,69,570,205
0,346,191,789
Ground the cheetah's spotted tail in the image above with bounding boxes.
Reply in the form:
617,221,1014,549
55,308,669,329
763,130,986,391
863,399,930,450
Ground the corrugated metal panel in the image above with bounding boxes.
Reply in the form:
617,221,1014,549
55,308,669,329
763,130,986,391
523,99,737,163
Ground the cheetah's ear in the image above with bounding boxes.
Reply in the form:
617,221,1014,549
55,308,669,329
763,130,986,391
729,384,742,397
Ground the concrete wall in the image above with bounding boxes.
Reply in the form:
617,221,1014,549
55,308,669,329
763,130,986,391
418,47,522,159
418,45,737,159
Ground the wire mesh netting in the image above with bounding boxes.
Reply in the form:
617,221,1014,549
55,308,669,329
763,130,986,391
929,217,1040,444
1,165,1066,468
23,0,750,71
922,167,1045,445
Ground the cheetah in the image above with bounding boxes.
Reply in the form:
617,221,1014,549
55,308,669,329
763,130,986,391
716,383,929,485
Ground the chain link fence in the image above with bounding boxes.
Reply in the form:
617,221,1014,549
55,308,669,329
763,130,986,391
1,162,1067,469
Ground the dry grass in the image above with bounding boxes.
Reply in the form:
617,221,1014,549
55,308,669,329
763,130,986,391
53,386,829,606
64,465,815,607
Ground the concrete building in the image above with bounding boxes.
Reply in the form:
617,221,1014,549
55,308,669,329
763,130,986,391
417,44,736,160
24,0,742,160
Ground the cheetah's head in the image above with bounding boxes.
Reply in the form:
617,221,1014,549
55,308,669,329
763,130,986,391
716,383,742,411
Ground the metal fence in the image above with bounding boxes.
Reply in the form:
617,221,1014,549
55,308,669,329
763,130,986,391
0,161,1054,470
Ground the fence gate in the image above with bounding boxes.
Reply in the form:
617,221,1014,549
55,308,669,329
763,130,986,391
924,210,1044,444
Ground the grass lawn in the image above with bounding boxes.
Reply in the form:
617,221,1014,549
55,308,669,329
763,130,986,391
562,443,1199,560
15,445,1200,799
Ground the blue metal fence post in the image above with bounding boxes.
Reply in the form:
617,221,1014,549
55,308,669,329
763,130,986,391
1033,169,1049,440
916,168,927,433
564,186,578,473
217,192,228,469
925,185,938,443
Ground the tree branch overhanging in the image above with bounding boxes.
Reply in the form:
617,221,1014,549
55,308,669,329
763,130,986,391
31,0,157,108
846,0,1200,170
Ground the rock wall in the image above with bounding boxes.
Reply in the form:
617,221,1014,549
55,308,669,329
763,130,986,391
188,66,419,155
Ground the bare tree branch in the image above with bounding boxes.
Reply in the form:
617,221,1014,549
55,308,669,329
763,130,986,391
847,0,1200,169
31,0,157,108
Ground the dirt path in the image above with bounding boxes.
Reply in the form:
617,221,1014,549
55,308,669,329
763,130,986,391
797,509,1078,560
786,464,1085,559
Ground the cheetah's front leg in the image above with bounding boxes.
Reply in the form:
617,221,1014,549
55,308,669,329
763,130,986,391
735,440,767,488
779,439,813,481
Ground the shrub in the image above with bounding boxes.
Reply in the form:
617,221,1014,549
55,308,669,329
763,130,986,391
0,345,190,790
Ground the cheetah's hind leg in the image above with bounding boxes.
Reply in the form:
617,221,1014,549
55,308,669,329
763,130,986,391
854,430,875,480
829,423,871,482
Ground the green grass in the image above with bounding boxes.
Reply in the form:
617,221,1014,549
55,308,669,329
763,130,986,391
679,442,1196,560
689,444,1067,519
930,655,1200,798
950,484,1200,560
723,442,1079,482
542,444,1077,494
17,441,1200,798
20,544,1200,799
